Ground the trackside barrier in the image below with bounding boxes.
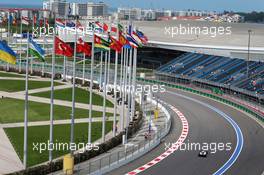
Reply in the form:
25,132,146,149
71,99,172,175
137,78,264,123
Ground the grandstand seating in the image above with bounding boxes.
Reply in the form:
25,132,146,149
157,52,264,95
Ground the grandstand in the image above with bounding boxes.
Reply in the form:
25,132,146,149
156,52,264,101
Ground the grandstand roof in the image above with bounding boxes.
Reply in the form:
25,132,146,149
135,20,264,48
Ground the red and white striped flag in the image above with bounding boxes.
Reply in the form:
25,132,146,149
22,16,29,25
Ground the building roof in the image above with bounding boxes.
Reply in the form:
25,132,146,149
135,20,264,48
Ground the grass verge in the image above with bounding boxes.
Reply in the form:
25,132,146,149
31,87,114,107
0,79,62,92
4,121,113,166
0,98,112,123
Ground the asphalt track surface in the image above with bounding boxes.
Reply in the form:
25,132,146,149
107,87,264,175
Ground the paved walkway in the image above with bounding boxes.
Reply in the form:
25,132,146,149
0,128,24,174
0,91,115,113
26,84,72,94
0,77,49,81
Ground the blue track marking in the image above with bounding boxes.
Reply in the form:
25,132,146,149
167,91,244,175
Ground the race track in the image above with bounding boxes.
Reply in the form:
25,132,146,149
107,87,264,175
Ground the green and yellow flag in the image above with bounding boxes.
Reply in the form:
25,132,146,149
94,34,110,51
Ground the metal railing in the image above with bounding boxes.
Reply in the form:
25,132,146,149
138,77,264,123
67,99,171,175
155,71,264,101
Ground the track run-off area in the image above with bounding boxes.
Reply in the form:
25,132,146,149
107,87,264,175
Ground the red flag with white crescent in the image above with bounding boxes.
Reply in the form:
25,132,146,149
55,37,73,57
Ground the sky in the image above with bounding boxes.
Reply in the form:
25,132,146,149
0,0,264,12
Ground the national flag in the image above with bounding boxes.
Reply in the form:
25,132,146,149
55,18,65,28
94,21,104,32
45,18,49,27
76,20,83,30
119,32,131,49
136,30,148,44
55,37,73,57
111,26,117,33
29,38,45,62
12,17,17,25
39,19,43,27
2,16,7,24
22,16,30,25
95,21,103,28
128,24,132,35
118,23,124,32
126,34,139,48
77,38,91,56
109,36,122,53
33,14,37,25
66,20,75,28
94,34,110,51
110,23,123,33
132,31,143,47
0,41,17,64
8,14,13,24
103,23,108,32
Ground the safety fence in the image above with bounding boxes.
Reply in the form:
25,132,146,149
138,78,264,123
69,98,172,175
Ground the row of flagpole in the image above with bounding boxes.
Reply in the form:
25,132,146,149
1,10,148,168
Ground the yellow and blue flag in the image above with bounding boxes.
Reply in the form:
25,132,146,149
0,41,17,64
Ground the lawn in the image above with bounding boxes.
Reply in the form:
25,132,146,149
0,98,113,123
4,121,113,166
0,71,24,78
0,79,63,92
44,55,69,65
31,87,114,107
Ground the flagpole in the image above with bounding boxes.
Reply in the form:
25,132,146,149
42,18,46,77
119,48,123,98
125,47,133,143
7,11,10,44
0,15,2,40
48,15,56,161
113,26,119,136
127,47,133,122
88,26,95,144
82,53,85,84
131,48,137,119
23,31,30,169
63,15,67,81
19,11,23,73
124,48,129,103
7,11,10,71
99,51,103,89
121,48,127,132
102,51,107,142
30,12,34,75
113,49,118,136
70,17,78,154
107,49,110,85
119,48,124,131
